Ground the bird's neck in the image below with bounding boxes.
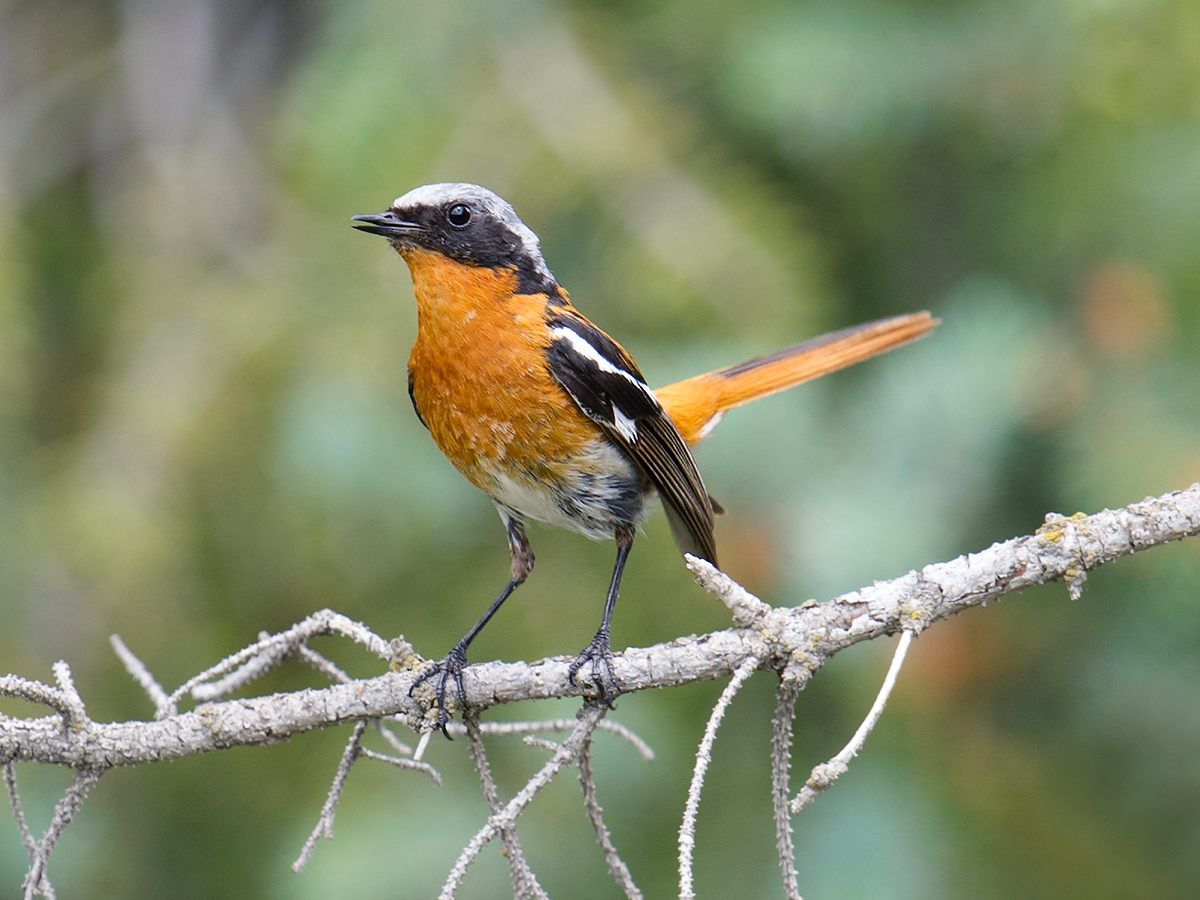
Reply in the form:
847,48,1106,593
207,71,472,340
400,248,522,330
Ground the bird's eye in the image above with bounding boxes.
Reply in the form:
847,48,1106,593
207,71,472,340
447,204,471,227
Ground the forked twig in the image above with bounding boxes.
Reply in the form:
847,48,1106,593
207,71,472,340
465,714,547,900
172,609,391,707
23,768,105,899
439,703,608,900
49,663,86,730
1,485,1195,897
354,746,438,775
455,718,655,762
0,675,85,728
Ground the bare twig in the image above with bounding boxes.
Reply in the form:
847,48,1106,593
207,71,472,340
24,768,104,899
356,747,440,778
295,643,352,684
175,609,391,706
4,763,36,857
688,560,773,626
293,720,368,873
522,735,561,753
0,676,83,728
371,719,417,757
0,485,1196,900
791,630,914,814
579,736,644,900
467,718,654,762
190,638,295,702
109,635,172,717
414,729,433,762
771,679,802,900
679,655,761,900
294,715,440,874
440,703,608,900
50,664,86,731
464,714,547,900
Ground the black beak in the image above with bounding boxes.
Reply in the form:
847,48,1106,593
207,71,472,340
351,210,422,238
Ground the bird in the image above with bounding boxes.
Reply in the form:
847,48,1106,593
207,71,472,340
352,183,937,734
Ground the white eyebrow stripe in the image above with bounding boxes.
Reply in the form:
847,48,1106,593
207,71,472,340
392,182,553,281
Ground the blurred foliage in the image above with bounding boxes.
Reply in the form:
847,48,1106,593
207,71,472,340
1,0,1199,896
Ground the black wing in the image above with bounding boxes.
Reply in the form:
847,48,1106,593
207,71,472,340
545,310,717,564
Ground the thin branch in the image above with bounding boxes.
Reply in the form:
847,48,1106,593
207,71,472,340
791,630,914,814
24,768,104,899
464,714,547,900
0,676,83,727
0,486,1192,899
4,763,37,857
688,560,773,627
293,718,441,874
522,735,561,753
469,718,654,762
771,678,802,900
440,703,607,900
293,720,367,873
173,609,391,706
189,638,295,702
414,729,433,762
295,643,352,684
356,746,440,778
579,735,644,900
50,664,86,730
109,635,172,717
371,719,417,757
679,655,760,900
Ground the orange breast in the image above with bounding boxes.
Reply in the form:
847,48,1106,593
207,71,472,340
402,248,603,495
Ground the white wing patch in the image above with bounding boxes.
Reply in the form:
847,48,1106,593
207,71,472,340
549,326,654,393
611,406,638,443
548,325,663,443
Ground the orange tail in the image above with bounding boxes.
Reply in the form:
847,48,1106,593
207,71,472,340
655,311,939,445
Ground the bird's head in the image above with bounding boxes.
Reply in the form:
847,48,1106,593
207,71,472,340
353,183,558,296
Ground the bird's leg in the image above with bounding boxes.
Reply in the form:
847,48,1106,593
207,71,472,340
412,516,533,737
569,524,634,705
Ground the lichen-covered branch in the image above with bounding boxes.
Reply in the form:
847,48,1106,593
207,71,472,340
3,483,1195,772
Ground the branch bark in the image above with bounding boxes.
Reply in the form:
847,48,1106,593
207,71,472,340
3,483,1198,771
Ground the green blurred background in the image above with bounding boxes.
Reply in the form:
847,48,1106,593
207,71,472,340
2,0,1199,896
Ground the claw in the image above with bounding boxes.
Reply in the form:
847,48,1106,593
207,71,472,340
410,649,467,738
568,633,620,707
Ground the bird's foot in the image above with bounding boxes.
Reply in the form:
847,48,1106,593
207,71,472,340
409,645,468,738
568,631,620,707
